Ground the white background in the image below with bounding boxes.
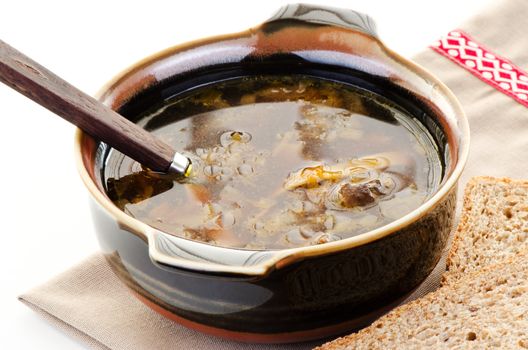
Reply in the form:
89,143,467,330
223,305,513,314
1,0,493,348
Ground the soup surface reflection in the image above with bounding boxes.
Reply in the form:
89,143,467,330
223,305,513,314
104,76,442,249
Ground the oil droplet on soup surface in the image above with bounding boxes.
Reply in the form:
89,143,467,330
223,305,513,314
104,76,442,249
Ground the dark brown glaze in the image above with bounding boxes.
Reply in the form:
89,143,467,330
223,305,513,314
92,187,454,341
77,3,467,343
133,288,412,343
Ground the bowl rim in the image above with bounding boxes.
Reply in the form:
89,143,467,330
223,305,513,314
74,29,469,275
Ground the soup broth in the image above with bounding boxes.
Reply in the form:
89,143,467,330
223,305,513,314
104,75,442,249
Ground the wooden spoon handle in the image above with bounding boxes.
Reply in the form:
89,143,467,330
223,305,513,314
0,39,176,173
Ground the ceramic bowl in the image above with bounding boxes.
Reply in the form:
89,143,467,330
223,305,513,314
75,4,468,343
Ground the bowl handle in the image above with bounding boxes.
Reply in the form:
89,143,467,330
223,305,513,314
149,229,293,277
265,3,377,38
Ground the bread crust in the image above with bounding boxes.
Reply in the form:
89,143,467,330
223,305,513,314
443,176,528,285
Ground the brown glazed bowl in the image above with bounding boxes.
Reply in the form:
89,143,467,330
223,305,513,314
75,4,468,343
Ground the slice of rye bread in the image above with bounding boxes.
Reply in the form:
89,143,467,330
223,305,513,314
443,176,528,285
315,250,528,350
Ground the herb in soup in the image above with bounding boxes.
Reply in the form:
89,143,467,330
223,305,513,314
104,76,442,249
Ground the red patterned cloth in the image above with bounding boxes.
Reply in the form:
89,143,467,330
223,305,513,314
432,30,528,107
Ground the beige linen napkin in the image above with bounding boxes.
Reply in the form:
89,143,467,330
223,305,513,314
20,0,528,348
